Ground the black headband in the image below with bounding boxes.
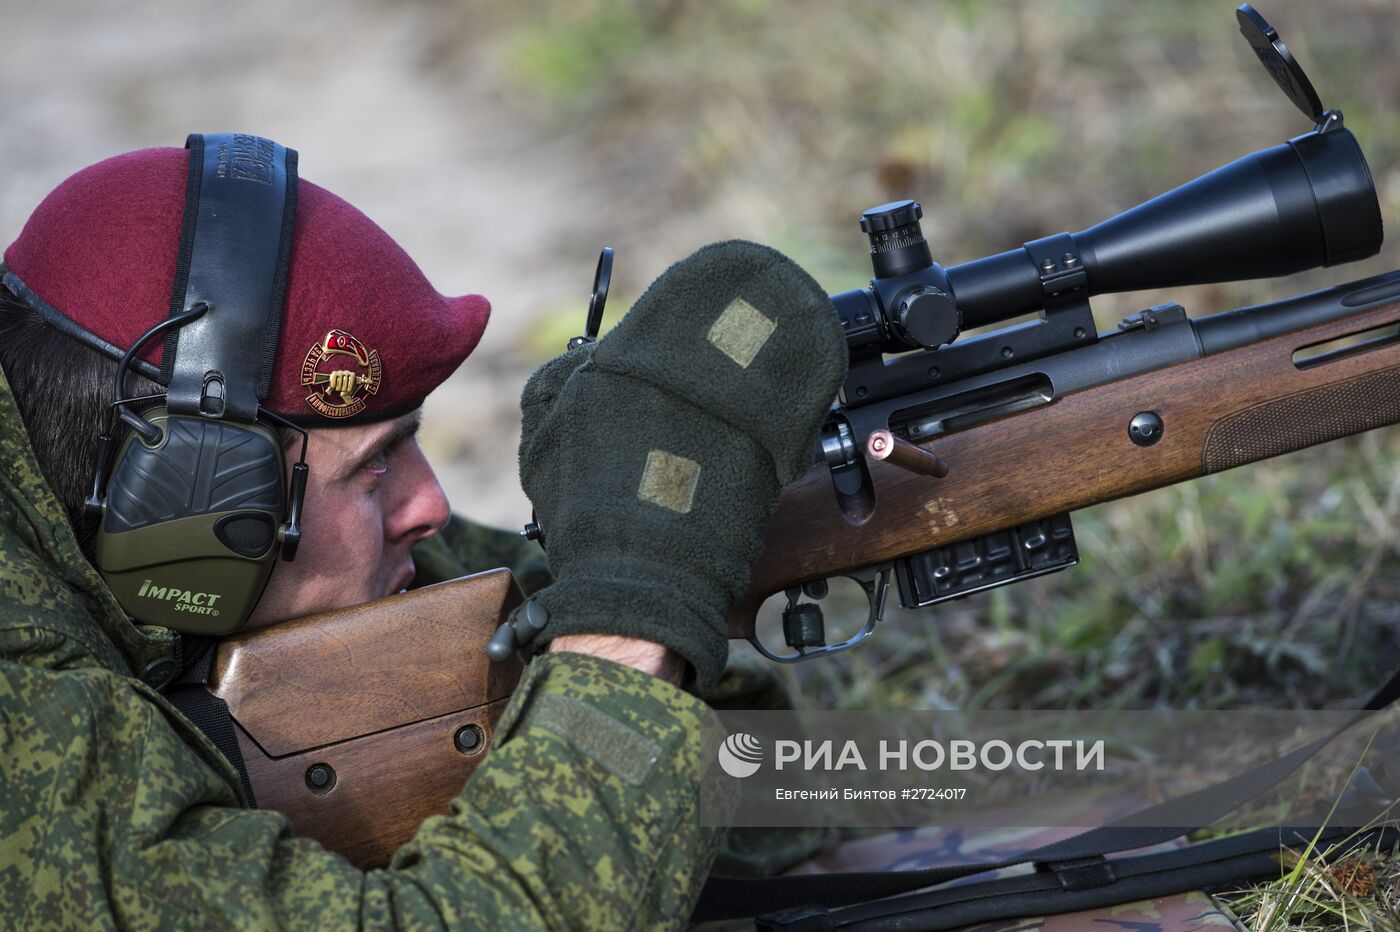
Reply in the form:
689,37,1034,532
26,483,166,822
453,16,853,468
160,133,299,421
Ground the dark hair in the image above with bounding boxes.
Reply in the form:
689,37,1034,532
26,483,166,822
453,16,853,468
0,287,156,559
0,286,295,563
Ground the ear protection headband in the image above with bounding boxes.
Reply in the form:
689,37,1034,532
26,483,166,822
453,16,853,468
86,133,309,635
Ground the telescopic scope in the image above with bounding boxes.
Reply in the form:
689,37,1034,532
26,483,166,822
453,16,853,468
952,127,1380,329
842,124,1382,355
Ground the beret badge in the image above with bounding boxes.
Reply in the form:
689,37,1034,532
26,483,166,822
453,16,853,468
300,329,383,419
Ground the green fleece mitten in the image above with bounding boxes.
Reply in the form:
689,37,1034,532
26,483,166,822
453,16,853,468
514,240,848,693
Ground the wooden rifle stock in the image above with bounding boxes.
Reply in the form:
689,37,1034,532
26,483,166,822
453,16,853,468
729,295,1400,641
208,569,522,868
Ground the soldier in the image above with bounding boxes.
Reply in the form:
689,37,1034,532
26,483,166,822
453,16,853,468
0,139,847,927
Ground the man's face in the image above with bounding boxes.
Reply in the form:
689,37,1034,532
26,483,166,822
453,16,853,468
242,409,450,629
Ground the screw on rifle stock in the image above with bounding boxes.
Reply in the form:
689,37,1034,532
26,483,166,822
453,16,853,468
454,724,485,755
305,762,336,795
1128,411,1165,447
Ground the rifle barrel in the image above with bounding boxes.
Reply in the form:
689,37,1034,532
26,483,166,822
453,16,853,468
1195,269,1400,355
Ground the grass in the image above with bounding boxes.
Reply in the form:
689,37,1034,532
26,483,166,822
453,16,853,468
1219,736,1399,931
1221,796,1400,932
1236,840,1400,931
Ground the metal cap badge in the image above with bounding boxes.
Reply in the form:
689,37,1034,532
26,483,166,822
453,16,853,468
300,329,383,418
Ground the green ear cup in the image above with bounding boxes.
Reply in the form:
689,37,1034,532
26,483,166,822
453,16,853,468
95,406,285,635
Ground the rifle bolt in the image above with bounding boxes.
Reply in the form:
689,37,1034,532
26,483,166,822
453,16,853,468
1129,411,1164,447
820,421,859,467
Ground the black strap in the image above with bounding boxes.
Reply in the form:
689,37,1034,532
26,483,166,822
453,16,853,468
693,663,1400,923
164,634,258,807
758,825,1399,931
162,133,298,420
1,266,166,384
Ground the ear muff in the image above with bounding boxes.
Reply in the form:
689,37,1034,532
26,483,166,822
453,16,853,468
95,407,287,634
89,133,307,635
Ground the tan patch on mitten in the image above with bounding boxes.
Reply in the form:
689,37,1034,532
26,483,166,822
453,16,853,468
707,297,776,369
638,449,701,514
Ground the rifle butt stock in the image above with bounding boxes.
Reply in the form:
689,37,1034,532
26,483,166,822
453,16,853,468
730,298,1400,640
209,569,523,868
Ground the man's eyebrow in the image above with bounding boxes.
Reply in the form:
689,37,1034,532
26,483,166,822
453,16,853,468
338,413,423,480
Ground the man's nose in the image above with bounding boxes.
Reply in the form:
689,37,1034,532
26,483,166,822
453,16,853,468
388,442,451,543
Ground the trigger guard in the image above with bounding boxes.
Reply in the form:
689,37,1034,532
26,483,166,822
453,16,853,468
747,565,892,663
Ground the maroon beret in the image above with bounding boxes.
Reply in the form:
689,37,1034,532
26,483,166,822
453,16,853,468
4,147,489,424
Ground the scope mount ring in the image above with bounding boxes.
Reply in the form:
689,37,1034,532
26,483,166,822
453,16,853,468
746,565,892,663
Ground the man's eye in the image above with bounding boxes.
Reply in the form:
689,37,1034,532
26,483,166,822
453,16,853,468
364,453,390,476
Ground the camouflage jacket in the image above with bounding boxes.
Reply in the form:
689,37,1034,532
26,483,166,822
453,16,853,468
0,365,725,930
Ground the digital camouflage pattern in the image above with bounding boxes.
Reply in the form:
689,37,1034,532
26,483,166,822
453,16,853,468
0,362,730,930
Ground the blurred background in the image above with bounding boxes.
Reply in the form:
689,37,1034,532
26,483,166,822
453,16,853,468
2,0,1397,713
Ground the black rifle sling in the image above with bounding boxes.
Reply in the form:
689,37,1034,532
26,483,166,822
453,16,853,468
164,634,258,807
693,663,1400,924
758,824,1399,931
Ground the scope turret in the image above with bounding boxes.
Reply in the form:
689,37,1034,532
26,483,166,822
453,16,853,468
861,200,933,279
